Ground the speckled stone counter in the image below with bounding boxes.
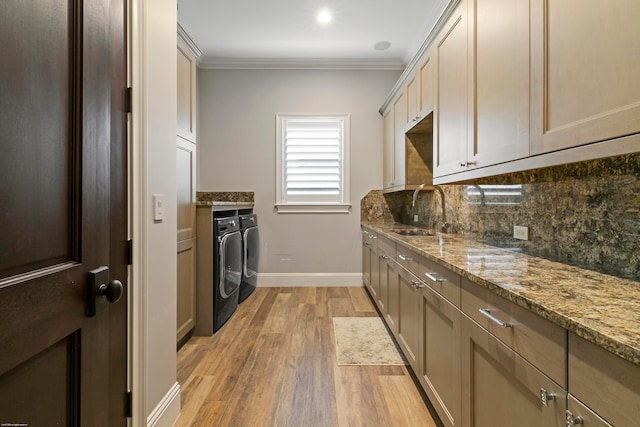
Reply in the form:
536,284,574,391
362,221,640,367
196,191,254,208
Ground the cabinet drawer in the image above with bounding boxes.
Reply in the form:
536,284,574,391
567,394,612,427
461,314,567,427
376,234,396,259
396,244,420,275
569,333,640,427
419,256,461,307
461,278,566,386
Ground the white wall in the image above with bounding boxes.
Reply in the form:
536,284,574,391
198,69,400,281
131,0,179,425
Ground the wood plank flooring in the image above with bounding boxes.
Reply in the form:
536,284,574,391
175,287,439,426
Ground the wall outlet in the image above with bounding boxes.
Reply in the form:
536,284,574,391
414,214,419,222
513,225,529,240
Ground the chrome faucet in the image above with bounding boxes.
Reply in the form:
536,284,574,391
433,185,450,233
412,184,450,233
412,183,427,208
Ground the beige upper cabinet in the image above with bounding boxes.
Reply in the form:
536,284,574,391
470,0,530,167
435,0,531,179
383,88,433,192
406,47,436,131
530,0,640,155
382,105,395,189
433,0,470,178
177,37,197,143
393,90,407,188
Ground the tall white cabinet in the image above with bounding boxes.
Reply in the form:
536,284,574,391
176,25,201,346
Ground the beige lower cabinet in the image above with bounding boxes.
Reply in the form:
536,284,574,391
384,259,399,334
568,333,640,426
397,267,421,370
361,230,373,290
176,238,196,343
460,314,566,426
566,395,612,427
418,284,461,427
376,235,397,331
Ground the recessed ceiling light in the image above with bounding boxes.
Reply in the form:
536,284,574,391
318,10,332,24
374,41,392,51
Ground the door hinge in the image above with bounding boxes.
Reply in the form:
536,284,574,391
126,240,133,265
125,87,132,113
125,390,132,418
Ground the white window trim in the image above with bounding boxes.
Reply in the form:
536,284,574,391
275,114,351,214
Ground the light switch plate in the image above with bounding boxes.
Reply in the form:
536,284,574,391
414,214,419,222
513,225,529,240
153,194,164,222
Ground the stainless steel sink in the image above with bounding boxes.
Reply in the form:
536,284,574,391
391,228,438,237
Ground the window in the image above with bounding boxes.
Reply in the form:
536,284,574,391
275,114,351,213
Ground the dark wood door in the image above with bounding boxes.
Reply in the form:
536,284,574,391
0,0,128,425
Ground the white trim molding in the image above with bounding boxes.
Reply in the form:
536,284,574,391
146,382,181,427
129,0,148,426
257,273,364,287
198,57,406,70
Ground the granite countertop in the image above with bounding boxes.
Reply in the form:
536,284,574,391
362,221,640,367
196,191,255,208
196,200,255,208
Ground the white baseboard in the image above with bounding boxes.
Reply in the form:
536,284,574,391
257,273,364,287
147,382,181,427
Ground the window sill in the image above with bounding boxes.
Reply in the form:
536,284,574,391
274,203,352,214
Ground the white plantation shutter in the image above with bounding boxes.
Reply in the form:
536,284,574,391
276,115,351,213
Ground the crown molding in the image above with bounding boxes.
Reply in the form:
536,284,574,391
197,57,406,71
379,0,462,114
177,23,202,58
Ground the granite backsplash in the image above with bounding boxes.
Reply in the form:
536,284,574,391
362,153,640,280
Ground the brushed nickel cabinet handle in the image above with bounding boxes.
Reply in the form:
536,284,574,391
398,254,413,261
478,308,513,328
424,272,445,283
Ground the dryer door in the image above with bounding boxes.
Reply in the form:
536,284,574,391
243,226,260,286
219,230,242,298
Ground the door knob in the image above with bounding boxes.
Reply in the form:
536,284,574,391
98,280,124,303
87,266,123,317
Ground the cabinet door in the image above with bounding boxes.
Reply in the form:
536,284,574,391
385,261,399,334
177,137,196,241
418,48,435,118
406,71,419,127
393,91,407,187
419,286,461,427
382,106,395,189
461,315,566,427
177,238,196,343
434,0,470,178
362,232,371,288
377,253,389,314
177,39,197,142
370,246,380,299
397,271,420,370
530,0,640,155
469,0,530,168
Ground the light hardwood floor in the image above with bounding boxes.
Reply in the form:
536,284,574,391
175,287,440,426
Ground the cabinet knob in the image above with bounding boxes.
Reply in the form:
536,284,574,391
540,388,555,406
565,410,583,426
410,280,425,291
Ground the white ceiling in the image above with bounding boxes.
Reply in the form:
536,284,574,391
177,0,449,68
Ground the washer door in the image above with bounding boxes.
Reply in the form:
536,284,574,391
219,231,242,298
243,226,260,282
